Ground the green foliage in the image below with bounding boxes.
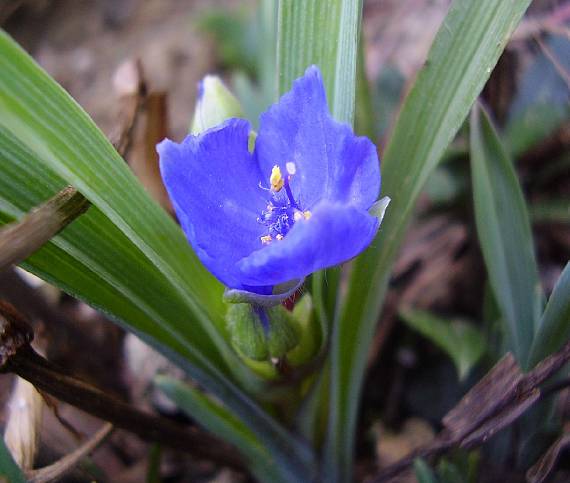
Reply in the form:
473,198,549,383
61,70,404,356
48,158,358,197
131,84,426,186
156,376,314,483
0,437,25,483
329,0,532,478
0,30,316,482
528,263,570,367
414,459,439,483
278,0,362,126
401,309,486,380
470,103,542,366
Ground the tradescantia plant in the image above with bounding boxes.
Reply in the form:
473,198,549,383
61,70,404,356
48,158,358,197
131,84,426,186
5,0,567,482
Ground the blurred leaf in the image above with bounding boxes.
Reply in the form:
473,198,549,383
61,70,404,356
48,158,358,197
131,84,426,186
528,263,570,367
156,376,314,483
0,437,25,483
277,0,362,125
232,0,278,128
330,0,531,477
355,35,376,139
415,459,439,483
470,103,542,365
529,199,570,224
374,64,405,139
401,309,486,380
506,35,570,157
198,8,257,77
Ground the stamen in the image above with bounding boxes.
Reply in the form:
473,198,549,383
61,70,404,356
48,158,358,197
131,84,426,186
276,234,284,241
270,165,284,192
286,162,296,175
283,177,298,209
303,210,311,220
260,235,272,244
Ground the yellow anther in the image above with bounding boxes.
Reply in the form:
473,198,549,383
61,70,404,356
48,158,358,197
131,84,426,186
260,235,272,244
270,165,284,192
303,210,312,220
276,234,284,241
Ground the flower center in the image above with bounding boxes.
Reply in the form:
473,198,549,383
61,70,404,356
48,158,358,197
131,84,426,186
258,164,311,244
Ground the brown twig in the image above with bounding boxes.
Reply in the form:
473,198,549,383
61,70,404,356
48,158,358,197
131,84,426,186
26,423,113,483
0,301,246,472
370,341,570,482
0,188,90,272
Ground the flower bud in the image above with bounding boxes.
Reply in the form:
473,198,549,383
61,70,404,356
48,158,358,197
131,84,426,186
226,303,300,362
190,76,244,134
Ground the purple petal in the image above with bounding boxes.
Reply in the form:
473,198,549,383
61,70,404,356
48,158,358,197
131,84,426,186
236,201,379,287
254,65,380,211
158,119,267,288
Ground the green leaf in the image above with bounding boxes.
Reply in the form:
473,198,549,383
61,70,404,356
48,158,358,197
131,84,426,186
156,377,314,483
0,437,26,483
470,103,542,365
529,199,570,224
528,263,570,367
328,0,531,479
0,32,316,477
401,309,486,380
414,459,439,483
277,0,362,125
0,30,238,372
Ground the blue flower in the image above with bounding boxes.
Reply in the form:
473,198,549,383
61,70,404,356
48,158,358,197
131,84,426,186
158,66,382,295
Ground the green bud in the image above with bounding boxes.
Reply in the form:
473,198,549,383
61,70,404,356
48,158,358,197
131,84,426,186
226,303,300,361
190,76,244,134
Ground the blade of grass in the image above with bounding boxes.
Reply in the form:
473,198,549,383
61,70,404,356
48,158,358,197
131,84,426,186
528,263,570,368
400,309,486,380
0,30,234,369
277,0,362,125
470,103,542,365
327,1,532,480
276,0,364,463
0,437,26,483
157,376,313,483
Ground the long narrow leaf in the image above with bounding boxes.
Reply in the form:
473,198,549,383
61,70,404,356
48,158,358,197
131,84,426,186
0,30,233,366
470,103,542,365
327,1,532,479
277,0,362,125
528,263,570,367
0,437,26,483
0,33,316,475
156,376,312,483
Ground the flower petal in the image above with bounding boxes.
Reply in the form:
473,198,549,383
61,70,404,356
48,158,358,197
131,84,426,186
237,201,379,286
158,118,267,288
255,65,380,210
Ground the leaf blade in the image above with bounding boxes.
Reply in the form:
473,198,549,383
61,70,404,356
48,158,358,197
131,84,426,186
528,263,570,367
327,0,532,478
470,103,542,365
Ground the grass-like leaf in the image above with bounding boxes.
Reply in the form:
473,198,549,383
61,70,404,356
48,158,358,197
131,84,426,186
156,376,314,483
528,263,570,368
0,32,316,476
470,103,542,366
401,309,486,380
0,437,25,483
327,0,532,479
277,0,362,125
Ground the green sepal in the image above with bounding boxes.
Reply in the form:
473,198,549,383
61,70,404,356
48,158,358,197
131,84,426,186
287,294,321,366
226,303,301,361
